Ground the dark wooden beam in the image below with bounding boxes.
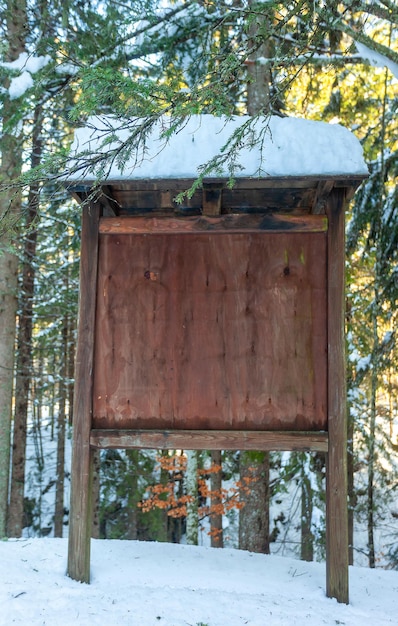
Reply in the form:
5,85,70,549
99,213,328,235
89,429,329,452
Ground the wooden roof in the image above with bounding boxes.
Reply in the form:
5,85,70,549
69,174,367,218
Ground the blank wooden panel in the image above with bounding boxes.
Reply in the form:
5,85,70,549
92,231,327,431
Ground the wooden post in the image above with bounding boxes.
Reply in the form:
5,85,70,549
202,183,223,216
326,189,349,603
67,203,100,583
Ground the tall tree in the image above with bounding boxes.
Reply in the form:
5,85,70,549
209,450,223,548
185,450,199,546
239,453,270,553
0,0,27,538
7,104,43,537
238,0,272,555
300,454,314,562
54,303,69,537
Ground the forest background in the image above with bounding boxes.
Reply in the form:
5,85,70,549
0,0,397,570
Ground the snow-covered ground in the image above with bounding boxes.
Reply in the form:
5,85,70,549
1,538,396,625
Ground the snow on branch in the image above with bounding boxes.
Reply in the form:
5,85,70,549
355,41,398,78
1,52,51,100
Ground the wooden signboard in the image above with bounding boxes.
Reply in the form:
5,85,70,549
67,176,365,605
93,222,327,433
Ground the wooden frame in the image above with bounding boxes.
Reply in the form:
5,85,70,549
67,176,364,603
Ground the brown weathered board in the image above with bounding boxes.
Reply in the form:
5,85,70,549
99,214,328,235
92,229,327,432
90,429,329,452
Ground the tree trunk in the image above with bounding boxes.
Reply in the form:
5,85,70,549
0,244,18,538
238,0,272,555
185,450,198,545
54,307,69,537
246,2,273,116
7,105,43,537
0,0,28,538
67,323,75,426
126,450,139,540
347,413,355,565
300,455,314,562
210,450,223,548
54,377,66,537
91,449,101,539
368,289,379,568
168,467,184,544
158,451,169,542
346,299,355,566
239,452,270,553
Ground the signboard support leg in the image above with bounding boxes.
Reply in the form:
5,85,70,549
326,190,349,603
67,203,100,583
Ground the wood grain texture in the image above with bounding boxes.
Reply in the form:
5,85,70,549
92,230,327,432
67,203,100,584
325,189,349,603
90,429,328,451
99,214,328,235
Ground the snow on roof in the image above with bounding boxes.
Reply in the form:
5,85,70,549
67,114,368,182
